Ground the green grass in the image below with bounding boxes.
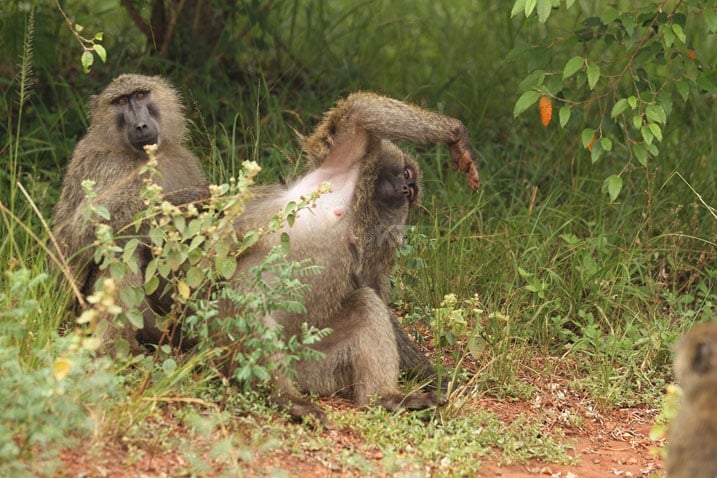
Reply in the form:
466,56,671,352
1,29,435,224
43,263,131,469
1,0,715,475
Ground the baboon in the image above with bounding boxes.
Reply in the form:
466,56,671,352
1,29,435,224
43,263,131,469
223,92,479,421
665,322,717,478
52,74,209,351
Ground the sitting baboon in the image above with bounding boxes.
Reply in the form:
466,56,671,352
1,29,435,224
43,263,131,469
665,322,717,478
52,74,210,351
222,92,479,421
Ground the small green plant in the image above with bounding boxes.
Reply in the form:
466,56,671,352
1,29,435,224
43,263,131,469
0,269,117,477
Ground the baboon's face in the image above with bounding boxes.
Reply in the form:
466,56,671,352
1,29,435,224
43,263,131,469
375,162,419,208
112,90,160,151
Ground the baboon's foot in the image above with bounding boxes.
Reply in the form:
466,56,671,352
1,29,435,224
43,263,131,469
274,395,328,427
379,390,447,412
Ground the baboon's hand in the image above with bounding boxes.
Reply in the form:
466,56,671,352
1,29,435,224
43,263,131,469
163,186,211,206
450,133,479,191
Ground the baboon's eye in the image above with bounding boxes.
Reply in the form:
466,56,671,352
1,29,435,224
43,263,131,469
403,167,414,181
116,97,127,106
135,91,145,100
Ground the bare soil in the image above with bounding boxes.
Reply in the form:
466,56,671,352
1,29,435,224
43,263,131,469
57,389,663,477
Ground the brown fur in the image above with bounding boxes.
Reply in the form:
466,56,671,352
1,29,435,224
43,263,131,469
666,322,717,478
222,92,478,422
52,74,209,352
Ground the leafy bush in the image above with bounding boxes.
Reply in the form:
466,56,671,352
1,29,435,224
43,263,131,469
81,148,330,391
511,0,717,200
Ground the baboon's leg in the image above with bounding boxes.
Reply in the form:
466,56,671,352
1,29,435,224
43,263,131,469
296,287,439,410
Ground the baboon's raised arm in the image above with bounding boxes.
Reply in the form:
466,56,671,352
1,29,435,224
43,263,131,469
302,92,479,191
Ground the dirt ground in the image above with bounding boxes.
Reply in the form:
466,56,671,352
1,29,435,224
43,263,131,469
56,326,664,477
58,394,663,477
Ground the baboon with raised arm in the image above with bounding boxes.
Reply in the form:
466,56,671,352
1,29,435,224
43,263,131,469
222,92,479,421
665,322,717,478
52,74,209,352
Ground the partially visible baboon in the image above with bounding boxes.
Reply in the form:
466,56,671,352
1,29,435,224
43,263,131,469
52,74,209,351
222,92,479,421
665,322,717,478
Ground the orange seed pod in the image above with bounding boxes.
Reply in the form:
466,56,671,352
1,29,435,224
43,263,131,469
538,95,552,127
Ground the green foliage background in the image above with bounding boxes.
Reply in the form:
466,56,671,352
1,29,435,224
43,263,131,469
0,0,715,474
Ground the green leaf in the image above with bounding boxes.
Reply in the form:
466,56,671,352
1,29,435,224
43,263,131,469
94,31,104,41
648,122,663,142
581,128,595,148
562,56,584,79
611,98,629,118
166,248,186,271
95,206,110,220
517,70,545,92
536,0,552,23
215,239,229,261
590,140,603,163
633,144,648,166
640,125,654,145
671,23,686,43
566,0,575,7
162,359,177,375
145,260,157,284
109,262,126,282
144,275,159,295
280,232,291,253
604,175,623,202
125,310,144,329
513,90,540,118
559,107,571,128
627,96,637,109
662,27,675,48
600,138,613,151
587,63,600,90
240,230,259,250
511,0,526,18
186,266,205,288
81,50,94,73
600,8,619,25
149,227,164,246
645,105,666,124
632,115,643,130
620,12,635,37
119,286,144,308
524,0,536,17
218,257,237,280
93,44,107,63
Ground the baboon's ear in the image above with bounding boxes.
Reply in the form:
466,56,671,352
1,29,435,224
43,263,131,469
693,341,713,374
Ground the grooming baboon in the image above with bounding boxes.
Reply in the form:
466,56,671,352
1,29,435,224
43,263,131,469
222,92,479,421
52,74,209,352
666,322,717,478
